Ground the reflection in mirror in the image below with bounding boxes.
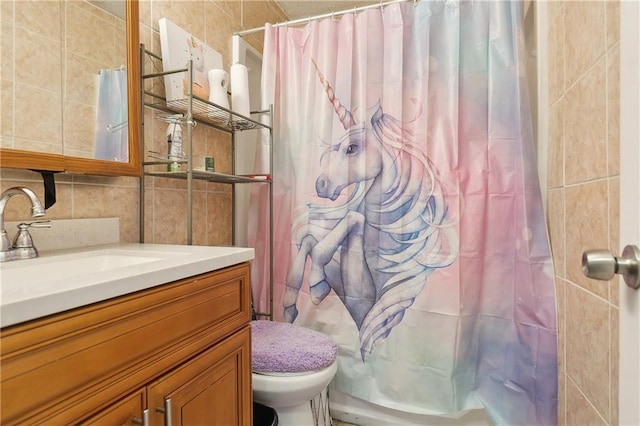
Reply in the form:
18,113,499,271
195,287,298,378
64,0,128,161
1,0,138,170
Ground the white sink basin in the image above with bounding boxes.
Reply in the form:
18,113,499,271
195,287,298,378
0,243,254,328
2,249,172,284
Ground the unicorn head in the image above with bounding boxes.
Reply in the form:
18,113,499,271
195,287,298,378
312,61,394,201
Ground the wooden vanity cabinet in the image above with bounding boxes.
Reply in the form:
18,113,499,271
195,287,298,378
82,389,147,425
0,262,252,426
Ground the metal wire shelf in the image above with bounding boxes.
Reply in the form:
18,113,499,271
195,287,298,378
142,90,269,132
144,170,271,184
140,43,275,320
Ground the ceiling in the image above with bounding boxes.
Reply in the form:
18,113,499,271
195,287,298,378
276,1,381,21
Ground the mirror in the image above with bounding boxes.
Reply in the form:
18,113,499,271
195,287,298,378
0,0,140,176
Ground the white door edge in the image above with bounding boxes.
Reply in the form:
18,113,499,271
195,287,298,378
619,1,640,424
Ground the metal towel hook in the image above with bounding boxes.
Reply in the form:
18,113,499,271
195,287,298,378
106,120,128,133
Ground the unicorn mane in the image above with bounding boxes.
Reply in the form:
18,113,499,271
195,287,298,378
357,108,459,357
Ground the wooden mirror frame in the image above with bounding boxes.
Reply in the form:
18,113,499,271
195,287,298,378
0,1,141,177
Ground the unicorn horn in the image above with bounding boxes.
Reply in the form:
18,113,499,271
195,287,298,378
311,59,356,129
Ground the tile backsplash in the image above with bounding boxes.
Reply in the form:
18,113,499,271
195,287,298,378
4,217,120,253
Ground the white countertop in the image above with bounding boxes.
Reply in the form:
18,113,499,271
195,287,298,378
0,243,254,328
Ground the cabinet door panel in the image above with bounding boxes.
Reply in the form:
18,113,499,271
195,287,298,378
80,389,145,426
180,358,237,425
148,326,251,426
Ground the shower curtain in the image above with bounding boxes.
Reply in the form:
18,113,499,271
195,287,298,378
94,68,128,162
249,1,557,424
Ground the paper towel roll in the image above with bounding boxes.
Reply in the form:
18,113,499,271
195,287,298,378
230,63,250,119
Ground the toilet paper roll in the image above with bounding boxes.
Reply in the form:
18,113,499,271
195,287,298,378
230,63,250,119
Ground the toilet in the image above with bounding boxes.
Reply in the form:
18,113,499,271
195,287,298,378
251,320,338,426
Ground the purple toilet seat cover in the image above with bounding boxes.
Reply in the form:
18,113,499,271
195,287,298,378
251,320,338,374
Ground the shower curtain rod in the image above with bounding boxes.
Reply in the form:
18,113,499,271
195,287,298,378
234,0,415,37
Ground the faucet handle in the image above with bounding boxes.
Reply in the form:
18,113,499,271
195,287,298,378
20,220,52,229
10,220,51,260
13,220,51,247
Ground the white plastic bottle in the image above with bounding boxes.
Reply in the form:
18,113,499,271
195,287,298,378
167,122,183,172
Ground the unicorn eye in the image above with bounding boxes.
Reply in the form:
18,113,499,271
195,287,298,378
346,144,359,155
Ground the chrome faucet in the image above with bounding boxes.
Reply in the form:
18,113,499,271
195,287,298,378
0,187,50,262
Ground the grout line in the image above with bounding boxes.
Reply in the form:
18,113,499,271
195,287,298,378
565,373,610,425
565,279,617,308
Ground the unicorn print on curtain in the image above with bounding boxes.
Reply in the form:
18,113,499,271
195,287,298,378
250,1,557,424
284,61,460,359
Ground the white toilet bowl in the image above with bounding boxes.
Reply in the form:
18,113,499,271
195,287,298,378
251,320,338,426
253,360,338,424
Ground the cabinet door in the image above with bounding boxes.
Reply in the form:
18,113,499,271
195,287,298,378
80,389,146,426
148,326,251,426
